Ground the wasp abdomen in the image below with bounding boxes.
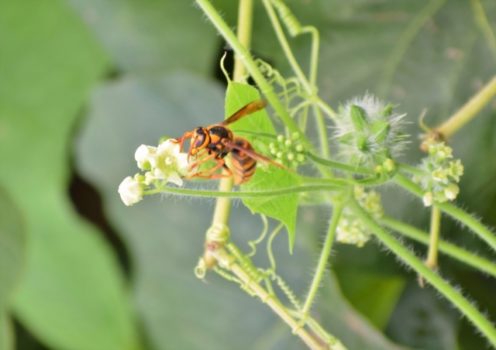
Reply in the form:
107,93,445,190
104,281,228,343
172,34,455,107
231,138,257,184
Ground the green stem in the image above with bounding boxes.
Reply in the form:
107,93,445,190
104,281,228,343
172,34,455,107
301,203,344,316
307,28,320,89
212,248,326,350
425,207,441,269
145,183,342,199
398,162,424,176
289,310,347,350
381,217,496,278
349,199,496,347
394,173,496,252
470,0,496,61
307,152,375,175
437,202,496,252
262,0,313,94
316,98,337,120
209,0,255,239
435,75,496,138
195,0,300,135
232,0,254,81
262,0,330,158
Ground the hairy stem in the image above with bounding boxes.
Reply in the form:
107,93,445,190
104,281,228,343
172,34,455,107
435,75,496,138
212,247,327,350
145,183,342,199
381,217,496,278
394,173,496,252
302,203,344,316
262,0,313,93
262,0,330,158
208,0,254,243
232,0,253,81
350,199,496,347
196,0,300,135
307,152,375,175
425,207,441,269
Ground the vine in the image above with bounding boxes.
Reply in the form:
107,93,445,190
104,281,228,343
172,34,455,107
117,1,496,348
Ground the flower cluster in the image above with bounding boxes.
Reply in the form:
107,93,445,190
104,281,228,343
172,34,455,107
334,94,408,168
413,142,464,207
336,186,384,247
269,132,306,168
118,139,189,206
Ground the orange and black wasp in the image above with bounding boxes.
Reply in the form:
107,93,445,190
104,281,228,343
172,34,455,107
175,100,284,184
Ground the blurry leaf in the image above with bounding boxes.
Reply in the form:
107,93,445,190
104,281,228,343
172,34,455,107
0,1,140,349
386,283,459,350
67,0,236,75
226,82,300,251
0,187,25,309
317,275,405,350
335,269,406,330
76,73,404,350
0,312,13,350
0,187,25,350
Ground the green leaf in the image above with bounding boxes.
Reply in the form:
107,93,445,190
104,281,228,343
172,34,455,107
0,187,24,349
76,73,403,350
0,1,140,349
67,0,236,75
335,269,406,330
0,187,25,309
225,82,301,251
386,283,459,350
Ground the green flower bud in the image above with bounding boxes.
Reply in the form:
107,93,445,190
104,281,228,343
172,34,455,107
371,120,390,143
350,105,368,132
381,103,394,117
383,158,395,172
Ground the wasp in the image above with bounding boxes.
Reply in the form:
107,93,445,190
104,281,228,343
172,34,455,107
175,100,283,184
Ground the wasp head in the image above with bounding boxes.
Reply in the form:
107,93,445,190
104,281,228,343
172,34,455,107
190,127,210,156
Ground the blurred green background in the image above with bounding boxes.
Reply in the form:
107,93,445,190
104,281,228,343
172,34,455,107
1,0,495,349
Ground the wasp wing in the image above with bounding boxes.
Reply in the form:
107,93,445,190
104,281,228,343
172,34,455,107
221,100,267,126
223,138,286,169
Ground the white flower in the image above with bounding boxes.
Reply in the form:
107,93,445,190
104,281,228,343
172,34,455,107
135,145,157,170
118,176,144,206
143,139,189,186
422,192,433,207
336,218,371,247
444,184,460,201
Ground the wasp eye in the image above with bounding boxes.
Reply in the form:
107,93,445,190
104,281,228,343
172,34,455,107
195,127,204,135
194,135,206,148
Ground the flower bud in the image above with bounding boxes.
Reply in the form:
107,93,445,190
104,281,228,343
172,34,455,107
422,192,433,207
350,105,368,132
444,183,460,201
118,175,144,206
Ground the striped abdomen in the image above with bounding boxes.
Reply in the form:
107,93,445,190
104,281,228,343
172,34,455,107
231,138,257,185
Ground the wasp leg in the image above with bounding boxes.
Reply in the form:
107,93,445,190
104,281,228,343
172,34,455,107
174,131,194,153
188,158,229,179
188,150,216,171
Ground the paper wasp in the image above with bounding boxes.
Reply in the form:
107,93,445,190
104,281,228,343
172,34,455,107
175,100,283,184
